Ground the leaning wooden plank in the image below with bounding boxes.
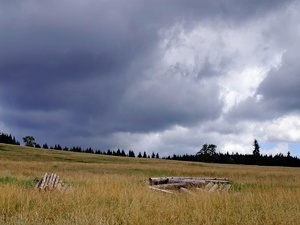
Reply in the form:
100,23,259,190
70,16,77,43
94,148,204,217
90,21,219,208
205,182,214,191
149,186,173,194
45,174,51,187
222,184,231,193
208,184,219,192
34,175,44,189
56,179,63,190
48,173,54,189
39,173,48,189
195,187,206,192
49,173,56,189
53,174,60,188
180,187,196,196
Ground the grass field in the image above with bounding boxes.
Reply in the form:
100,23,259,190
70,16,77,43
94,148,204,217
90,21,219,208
0,143,299,224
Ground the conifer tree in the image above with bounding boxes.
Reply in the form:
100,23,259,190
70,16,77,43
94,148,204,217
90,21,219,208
253,139,260,156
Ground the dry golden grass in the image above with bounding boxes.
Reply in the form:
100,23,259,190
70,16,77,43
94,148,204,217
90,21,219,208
0,143,299,224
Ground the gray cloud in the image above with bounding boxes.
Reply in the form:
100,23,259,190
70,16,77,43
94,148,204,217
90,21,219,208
257,49,300,113
225,7,300,122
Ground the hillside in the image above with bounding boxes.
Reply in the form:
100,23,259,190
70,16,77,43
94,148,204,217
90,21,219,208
0,143,299,224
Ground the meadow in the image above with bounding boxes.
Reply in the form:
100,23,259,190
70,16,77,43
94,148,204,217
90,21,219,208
0,143,299,224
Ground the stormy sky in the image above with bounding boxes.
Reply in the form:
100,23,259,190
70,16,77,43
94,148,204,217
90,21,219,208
1,0,299,157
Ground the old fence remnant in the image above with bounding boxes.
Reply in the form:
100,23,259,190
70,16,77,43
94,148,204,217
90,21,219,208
35,173,69,192
148,177,230,194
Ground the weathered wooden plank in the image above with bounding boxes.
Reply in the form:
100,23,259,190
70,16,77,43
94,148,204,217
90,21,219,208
50,173,56,188
39,173,48,189
149,177,229,185
53,174,59,188
222,184,231,193
205,182,214,191
149,186,173,194
208,184,219,192
180,187,196,196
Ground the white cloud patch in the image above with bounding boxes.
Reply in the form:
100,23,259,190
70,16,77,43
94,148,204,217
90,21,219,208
222,142,252,155
263,115,300,142
261,143,290,156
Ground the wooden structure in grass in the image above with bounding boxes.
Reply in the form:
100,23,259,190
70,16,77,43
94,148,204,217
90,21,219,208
148,177,231,194
35,173,69,192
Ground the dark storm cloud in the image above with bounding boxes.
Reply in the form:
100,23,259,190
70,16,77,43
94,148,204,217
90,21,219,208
257,49,300,113
0,0,295,148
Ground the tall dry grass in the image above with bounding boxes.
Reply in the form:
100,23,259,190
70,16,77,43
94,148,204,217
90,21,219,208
0,144,299,224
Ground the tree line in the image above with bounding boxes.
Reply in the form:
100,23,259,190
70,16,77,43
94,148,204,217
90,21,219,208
20,135,160,159
164,140,300,167
1,132,299,167
0,132,20,145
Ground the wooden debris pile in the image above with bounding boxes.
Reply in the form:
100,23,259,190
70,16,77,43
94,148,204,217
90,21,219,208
148,177,231,194
35,173,69,192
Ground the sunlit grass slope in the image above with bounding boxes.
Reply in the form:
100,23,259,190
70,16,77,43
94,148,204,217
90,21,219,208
0,143,299,224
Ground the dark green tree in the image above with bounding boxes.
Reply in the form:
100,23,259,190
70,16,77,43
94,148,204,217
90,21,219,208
196,144,217,162
107,149,112,155
116,149,121,156
253,139,260,164
128,150,135,157
121,150,126,156
143,151,147,158
22,136,36,147
253,139,260,156
34,143,41,148
86,147,93,153
151,152,155,158
54,144,62,150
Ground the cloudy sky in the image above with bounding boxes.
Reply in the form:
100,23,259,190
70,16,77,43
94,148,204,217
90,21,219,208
1,0,300,157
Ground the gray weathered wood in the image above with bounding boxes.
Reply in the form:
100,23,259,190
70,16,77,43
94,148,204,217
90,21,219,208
35,173,68,192
205,182,214,191
208,184,219,192
180,187,196,196
149,186,173,194
222,184,231,193
148,176,231,194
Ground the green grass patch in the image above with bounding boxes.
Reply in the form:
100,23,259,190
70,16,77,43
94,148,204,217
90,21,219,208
0,176,36,188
